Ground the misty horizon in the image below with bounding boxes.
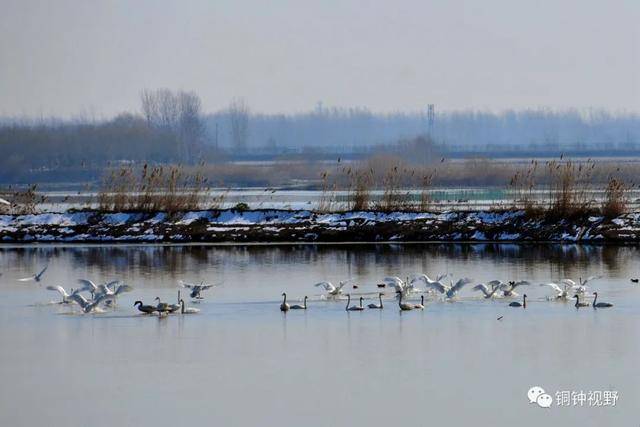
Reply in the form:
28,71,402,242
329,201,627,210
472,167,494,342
1,0,638,117
3,102,640,124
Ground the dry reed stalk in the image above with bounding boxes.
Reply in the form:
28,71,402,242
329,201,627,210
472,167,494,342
377,163,413,212
545,158,596,218
97,163,219,213
602,176,631,218
4,185,43,214
347,166,374,211
419,172,434,212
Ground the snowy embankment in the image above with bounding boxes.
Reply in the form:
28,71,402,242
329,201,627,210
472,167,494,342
0,209,639,243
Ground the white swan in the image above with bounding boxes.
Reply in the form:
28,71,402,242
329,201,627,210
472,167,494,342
98,282,132,299
46,285,76,304
424,277,473,299
573,294,589,308
410,273,449,291
87,281,132,307
508,294,527,308
69,293,108,313
405,274,440,293
562,276,600,294
473,280,503,298
180,299,201,314
592,292,613,308
280,293,290,311
368,293,384,309
290,296,308,310
178,280,218,299
398,293,414,311
315,281,347,297
500,280,531,297
77,279,120,297
77,279,99,296
18,265,48,282
383,276,408,295
539,282,571,299
384,276,423,296
345,294,364,311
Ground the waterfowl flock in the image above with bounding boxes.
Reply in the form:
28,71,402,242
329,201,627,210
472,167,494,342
276,274,617,313
14,265,208,316
10,264,621,317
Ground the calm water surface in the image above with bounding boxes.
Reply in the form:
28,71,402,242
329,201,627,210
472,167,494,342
0,243,638,426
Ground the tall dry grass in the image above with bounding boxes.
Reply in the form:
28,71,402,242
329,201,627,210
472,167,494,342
2,155,636,218
546,158,596,217
508,160,538,213
376,163,414,212
505,157,633,218
419,172,435,211
0,185,44,215
313,155,633,217
602,177,632,218
346,166,374,211
315,156,438,212
98,163,224,212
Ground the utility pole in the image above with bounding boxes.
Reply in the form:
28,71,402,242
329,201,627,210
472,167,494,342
214,122,219,150
427,104,435,137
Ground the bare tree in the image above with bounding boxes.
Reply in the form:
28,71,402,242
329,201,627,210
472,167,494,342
140,89,158,126
157,89,179,130
140,88,203,162
229,97,249,153
177,91,204,162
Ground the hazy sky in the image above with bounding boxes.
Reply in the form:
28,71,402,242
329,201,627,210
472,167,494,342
1,0,639,117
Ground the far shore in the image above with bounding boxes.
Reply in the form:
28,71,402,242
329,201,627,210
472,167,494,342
1,208,638,244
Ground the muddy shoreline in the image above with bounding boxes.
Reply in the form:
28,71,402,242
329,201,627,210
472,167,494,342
1,208,639,244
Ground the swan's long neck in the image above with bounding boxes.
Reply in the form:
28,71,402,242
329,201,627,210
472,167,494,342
346,294,350,311
575,296,579,307
379,294,383,308
181,300,185,314
398,293,402,308
283,293,287,304
523,295,526,308
304,296,307,309
592,293,597,307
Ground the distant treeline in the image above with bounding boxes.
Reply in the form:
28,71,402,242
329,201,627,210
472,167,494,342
207,107,640,153
2,91,640,183
0,113,183,181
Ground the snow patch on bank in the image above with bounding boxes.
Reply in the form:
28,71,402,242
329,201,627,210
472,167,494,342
15,212,92,226
467,211,524,224
1,208,639,243
103,213,143,226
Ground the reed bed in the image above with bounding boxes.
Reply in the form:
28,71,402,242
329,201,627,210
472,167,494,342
97,164,224,213
602,177,632,218
0,185,44,214
317,156,633,217
1,156,635,218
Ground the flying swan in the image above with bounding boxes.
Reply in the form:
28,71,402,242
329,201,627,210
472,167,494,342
18,265,48,283
315,281,347,298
